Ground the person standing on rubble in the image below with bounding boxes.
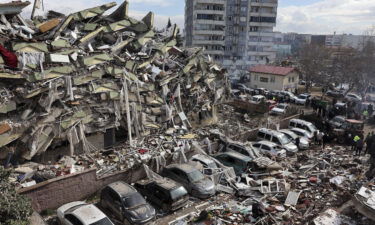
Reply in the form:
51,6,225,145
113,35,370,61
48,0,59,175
353,135,361,152
365,132,374,155
322,132,329,149
295,137,300,150
317,131,323,146
356,138,364,156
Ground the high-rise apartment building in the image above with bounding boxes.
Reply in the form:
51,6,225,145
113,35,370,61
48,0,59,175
185,0,278,75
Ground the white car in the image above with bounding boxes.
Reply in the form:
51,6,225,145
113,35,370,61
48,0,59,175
251,95,266,104
295,94,310,105
279,129,310,150
290,128,313,140
345,93,362,102
57,201,114,225
251,141,287,158
270,103,289,115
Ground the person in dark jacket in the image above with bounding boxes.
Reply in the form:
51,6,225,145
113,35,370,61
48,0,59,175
295,137,300,150
356,138,364,156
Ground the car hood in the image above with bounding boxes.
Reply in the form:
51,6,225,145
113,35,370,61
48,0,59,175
128,204,155,221
284,143,298,152
271,108,284,113
300,137,309,145
193,179,215,193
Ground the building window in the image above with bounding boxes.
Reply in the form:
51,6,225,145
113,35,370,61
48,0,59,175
270,76,275,83
254,75,258,81
260,77,269,83
249,26,259,32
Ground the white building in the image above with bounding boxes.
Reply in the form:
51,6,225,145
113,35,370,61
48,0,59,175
185,0,278,77
249,65,299,92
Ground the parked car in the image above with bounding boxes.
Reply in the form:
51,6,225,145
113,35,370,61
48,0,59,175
214,151,252,175
251,95,266,104
257,128,298,153
251,141,287,158
232,83,253,94
134,178,189,212
161,164,216,199
219,137,261,159
254,88,268,95
190,154,219,175
57,201,114,225
290,127,313,140
278,129,310,150
288,119,318,135
100,181,155,224
329,116,346,129
270,103,289,115
345,93,362,102
280,91,298,102
295,94,310,105
326,90,344,98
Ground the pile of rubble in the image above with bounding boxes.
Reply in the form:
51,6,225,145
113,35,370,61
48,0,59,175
0,1,229,162
166,141,374,225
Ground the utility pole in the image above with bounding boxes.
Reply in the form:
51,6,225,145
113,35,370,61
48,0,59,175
30,0,38,20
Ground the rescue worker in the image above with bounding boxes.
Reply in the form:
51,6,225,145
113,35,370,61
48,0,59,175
353,135,361,151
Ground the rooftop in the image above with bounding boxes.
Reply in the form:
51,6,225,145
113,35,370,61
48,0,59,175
250,65,295,76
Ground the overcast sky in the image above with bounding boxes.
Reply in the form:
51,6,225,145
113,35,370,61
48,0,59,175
7,0,375,35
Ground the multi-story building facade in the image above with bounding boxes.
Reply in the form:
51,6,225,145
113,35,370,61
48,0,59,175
185,0,278,76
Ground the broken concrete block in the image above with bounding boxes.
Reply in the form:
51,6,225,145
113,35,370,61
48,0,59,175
38,18,61,33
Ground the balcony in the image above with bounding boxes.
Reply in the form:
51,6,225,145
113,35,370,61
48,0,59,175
250,12,277,17
193,40,225,45
195,19,225,25
194,30,225,35
195,9,225,15
196,0,226,4
249,31,275,37
248,41,274,46
250,0,277,7
249,21,276,27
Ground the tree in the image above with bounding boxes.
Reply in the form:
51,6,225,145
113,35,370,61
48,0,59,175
297,44,331,92
0,166,32,225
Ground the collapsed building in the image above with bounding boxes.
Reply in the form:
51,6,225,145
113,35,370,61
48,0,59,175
0,1,229,162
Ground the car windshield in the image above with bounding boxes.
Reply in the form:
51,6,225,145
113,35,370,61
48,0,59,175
187,170,205,183
276,104,286,109
283,132,296,140
307,124,317,133
170,186,188,200
279,134,291,145
90,217,113,225
298,95,307,99
123,193,146,208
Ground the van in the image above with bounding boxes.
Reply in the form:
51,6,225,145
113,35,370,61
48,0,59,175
257,128,298,153
288,119,318,135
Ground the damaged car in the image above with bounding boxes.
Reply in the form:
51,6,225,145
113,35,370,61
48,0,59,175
161,164,216,199
134,178,189,212
190,154,219,175
100,181,155,224
57,201,114,225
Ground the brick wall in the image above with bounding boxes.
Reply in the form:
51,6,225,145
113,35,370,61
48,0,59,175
18,165,146,212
